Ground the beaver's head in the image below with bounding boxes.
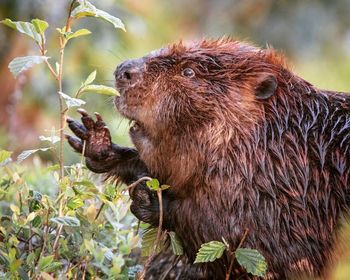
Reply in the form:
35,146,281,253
114,39,286,144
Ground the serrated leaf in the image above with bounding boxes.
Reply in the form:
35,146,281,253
58,91,86,108
0,150,12,165
235,248,267,277
39,135,60,144
8,56,48,77
17,147,51,163
66,28,91,40
72,1,125,31
50,216,80,227
31,19,49,36
80,84,119,96
83,70,96,86
141,228,158,257
146,178,160,191
38,255,54,271
194,241,226,263
1,19,42,43
169,232,184,255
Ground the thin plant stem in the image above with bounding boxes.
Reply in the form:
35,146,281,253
138,186,165,280
225,229,249,280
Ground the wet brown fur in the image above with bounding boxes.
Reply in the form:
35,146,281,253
112,39,350,279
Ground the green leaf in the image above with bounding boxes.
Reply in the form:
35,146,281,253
50,216,80,227
83,70,96,86
141,228,158,257
194,241,226,263
1,18,42,43
161,184,171,190
31,19,49,36
168,232,184,255
8,56,48,77
0,150,12,165
66,28,91,40
235,248,267,277
38,255,54,271
17,147,51,163
67,197,84,210
58,91,86,108
146,178,160,191
80,84,119,96
72,1,125,31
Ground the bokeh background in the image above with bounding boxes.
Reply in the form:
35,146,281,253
1,0,350,278
2,0,350,155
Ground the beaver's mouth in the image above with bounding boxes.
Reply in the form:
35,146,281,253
129,119,143,133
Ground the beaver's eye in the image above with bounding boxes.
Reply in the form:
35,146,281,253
182,67,195,78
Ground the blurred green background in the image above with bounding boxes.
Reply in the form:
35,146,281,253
1,0,350,157
0,0,350,277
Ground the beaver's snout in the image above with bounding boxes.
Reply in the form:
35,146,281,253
115,58,145,92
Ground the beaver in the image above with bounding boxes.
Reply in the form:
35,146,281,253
66,38,350,279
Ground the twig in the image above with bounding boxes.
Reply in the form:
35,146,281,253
127,176,153,193
225,229,249,280
138,187,165,280
53,0,77,258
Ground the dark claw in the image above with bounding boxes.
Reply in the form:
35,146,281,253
77,108,88,116
94,112,103,122
65,134,83,153
67,118,89,140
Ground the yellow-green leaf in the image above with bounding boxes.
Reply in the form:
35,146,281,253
1,18,42,43
72,1,125,31
67,28,91,40
194,241,226,263
83,70,96,86
0,150,12,165
235,248,267,277
31,19,49,35
80,84,119,96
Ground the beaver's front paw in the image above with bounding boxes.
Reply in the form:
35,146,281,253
66,109,120,173
130,183,160,226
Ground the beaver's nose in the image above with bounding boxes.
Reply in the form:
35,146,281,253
115,58,144,87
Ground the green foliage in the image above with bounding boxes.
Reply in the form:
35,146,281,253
17,148,52,163
71,1,126,31
194,240,268,277
0,158,140,278
1,18,47,44
79,85,119,97
59,91,86,108
8,56,48,77
235,248,267,277
0,1,144,279
146,178,171,191
141,228,163,257
0,150,12,165
168,231,184,256
194,241,226,263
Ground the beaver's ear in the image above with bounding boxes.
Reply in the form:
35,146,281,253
254,74,277,100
